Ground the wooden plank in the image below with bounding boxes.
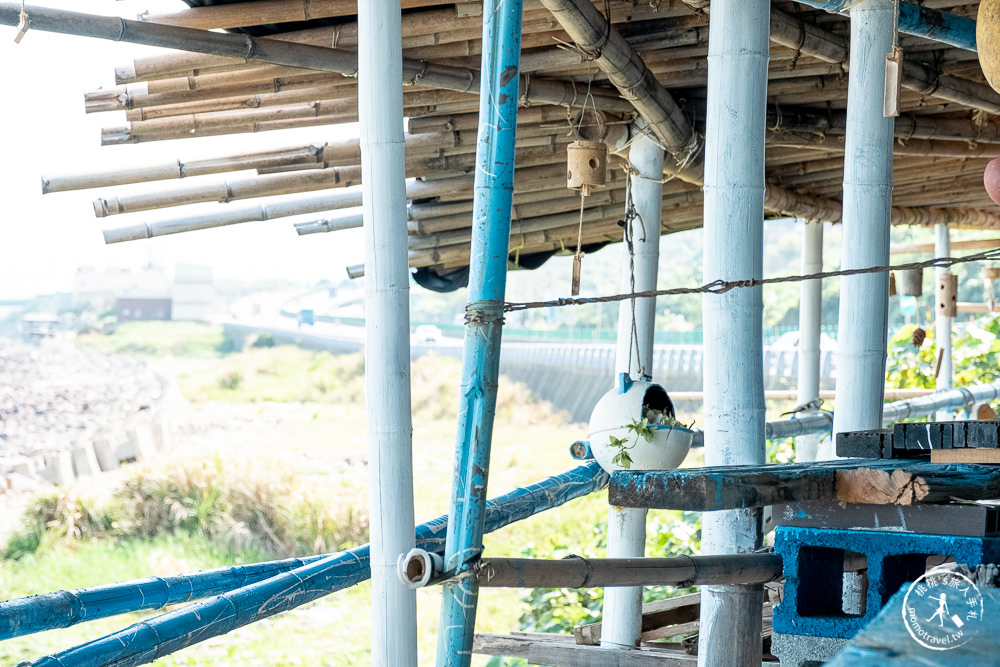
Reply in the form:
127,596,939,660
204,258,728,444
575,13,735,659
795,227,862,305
931,449,1000,464
774,501,1000,536
575,593,701,645
610,460,1000,511
836,429,891,458
473,632,700,666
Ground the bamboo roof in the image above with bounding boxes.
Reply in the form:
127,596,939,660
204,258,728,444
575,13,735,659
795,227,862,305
36,0,1000,288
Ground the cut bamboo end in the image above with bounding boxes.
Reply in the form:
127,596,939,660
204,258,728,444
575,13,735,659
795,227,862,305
114,63,138,85
94,197,122,218
294,214,364,235
103,224,152,244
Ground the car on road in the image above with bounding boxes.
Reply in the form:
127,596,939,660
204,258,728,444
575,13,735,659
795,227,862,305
413,324,443,343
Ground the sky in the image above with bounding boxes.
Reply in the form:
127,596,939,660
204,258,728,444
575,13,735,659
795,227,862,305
0,0,364,299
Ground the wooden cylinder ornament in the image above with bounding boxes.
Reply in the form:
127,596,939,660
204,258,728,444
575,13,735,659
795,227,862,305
938,272,958,317
888,271,897,296
985,157,1000,206
978,0,1000,94
567,140,608,197
898,267,923,297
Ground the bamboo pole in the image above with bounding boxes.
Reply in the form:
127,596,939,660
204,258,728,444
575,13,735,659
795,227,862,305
92,144,571,217
0,4,633,121
470,554,783,589
699,0,768,663
830,0,896,458
101,163,567,243
139,0,474,30
116,2,674,84
359,0,418,662
42,145,324,193
294,215,365,235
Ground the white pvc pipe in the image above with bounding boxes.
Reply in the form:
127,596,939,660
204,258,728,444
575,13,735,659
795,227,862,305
830,0,897,449
602,126,664,650
936,223,953,419
359,2,417,665
699,0,769,664
797,220,824,462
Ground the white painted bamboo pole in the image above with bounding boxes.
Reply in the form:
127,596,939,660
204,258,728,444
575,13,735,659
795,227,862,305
796,220,824,462
699,0,769,664
602,125,664,650
830,0,897,450
359,1,417,665
936,223,953,420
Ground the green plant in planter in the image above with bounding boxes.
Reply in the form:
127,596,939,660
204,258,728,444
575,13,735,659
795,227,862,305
609,410,692,470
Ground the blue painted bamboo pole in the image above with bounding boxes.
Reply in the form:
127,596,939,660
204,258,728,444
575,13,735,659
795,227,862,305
22,462,606,667
0,555,325,640
828,0,897,459
793,0,976,52
435,1,522,665
699,0,769,663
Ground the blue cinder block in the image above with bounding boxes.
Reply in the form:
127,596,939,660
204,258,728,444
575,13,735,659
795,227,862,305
774,526,1000,638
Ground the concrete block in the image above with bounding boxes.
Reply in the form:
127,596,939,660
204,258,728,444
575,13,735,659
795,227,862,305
92,432,122,471
772,632,848,667
151,412,171,450
774,526,1000,638
11,456,35,477
119,421,156,462
71,442,101,477
37,450,75,486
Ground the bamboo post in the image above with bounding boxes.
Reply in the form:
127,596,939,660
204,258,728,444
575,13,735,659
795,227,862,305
435,2,523,665
602,123,665,650
796,220,825,463
699,0,769,665
935,224,953,418
359,1,417,664
830,0,897,456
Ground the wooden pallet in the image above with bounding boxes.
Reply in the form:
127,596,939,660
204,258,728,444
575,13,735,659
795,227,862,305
610,459,1000,511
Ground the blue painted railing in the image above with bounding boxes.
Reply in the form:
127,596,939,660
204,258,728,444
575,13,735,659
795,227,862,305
794,0,976,52
18,462,607,667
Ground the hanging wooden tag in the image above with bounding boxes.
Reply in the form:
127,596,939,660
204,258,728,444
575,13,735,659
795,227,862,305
883,46,903,118
571,253,583,296
14,10,29,44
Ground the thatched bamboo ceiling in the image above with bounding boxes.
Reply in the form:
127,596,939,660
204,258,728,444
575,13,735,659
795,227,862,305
39,0,1000,288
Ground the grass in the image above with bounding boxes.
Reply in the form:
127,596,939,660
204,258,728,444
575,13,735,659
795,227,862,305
77,321,235,358
2,323,702,665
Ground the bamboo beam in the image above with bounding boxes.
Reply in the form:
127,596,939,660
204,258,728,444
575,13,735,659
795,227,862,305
891,237,1000,254
139,0,459,30
101,163,568,243
0,4,632,120
536,0,702,176
470,554,783,589
42,145,325,194
92,144,571,217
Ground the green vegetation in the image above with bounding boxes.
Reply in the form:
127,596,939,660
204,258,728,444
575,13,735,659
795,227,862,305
5,456,367,562
77,321,235,358
179,346,365,404
886,316,1000,391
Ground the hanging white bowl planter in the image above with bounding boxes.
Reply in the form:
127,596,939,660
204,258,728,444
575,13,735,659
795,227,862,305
588,373,693,473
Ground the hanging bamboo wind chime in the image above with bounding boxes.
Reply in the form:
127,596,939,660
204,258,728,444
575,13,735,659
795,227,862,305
566,139,608,295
